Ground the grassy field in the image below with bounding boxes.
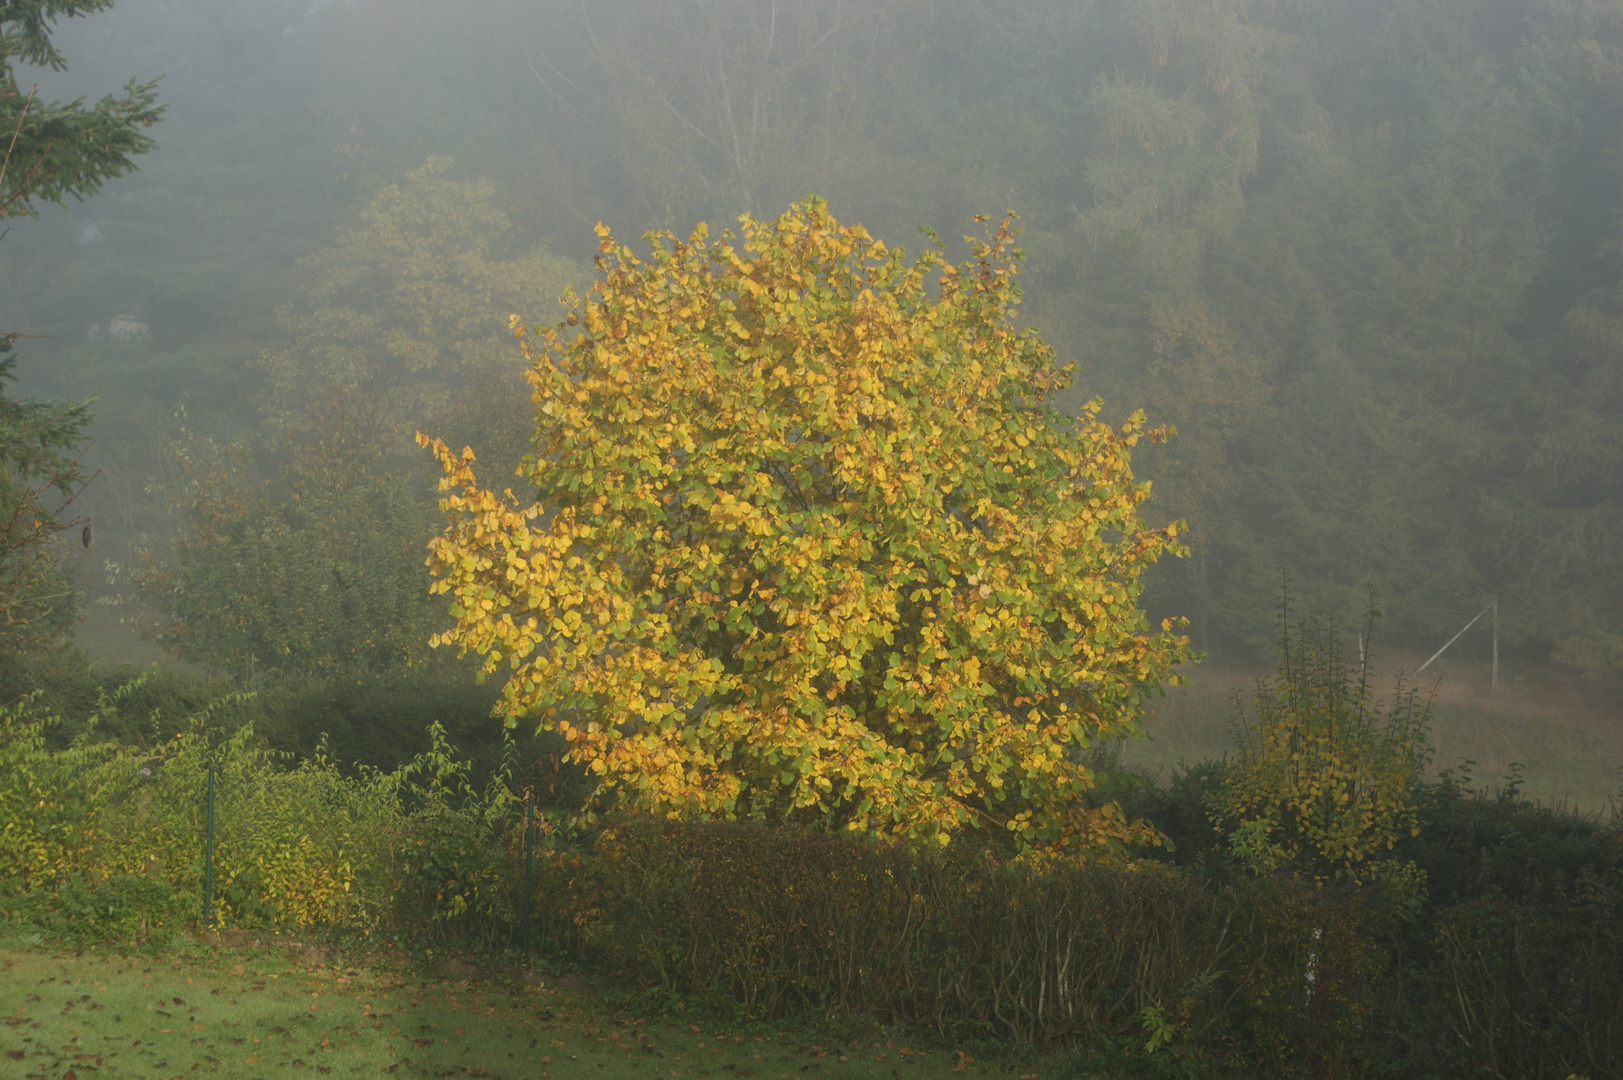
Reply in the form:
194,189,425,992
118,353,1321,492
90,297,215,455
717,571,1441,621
0,935,1020,1080
1135,655,1623,815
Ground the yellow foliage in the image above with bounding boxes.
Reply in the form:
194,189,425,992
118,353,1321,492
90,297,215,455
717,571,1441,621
1215,596,1432,880
421,197,1190,856
0,693,129,891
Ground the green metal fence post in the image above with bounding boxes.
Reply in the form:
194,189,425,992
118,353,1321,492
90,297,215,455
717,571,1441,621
203,768,216,927
522,796,534,955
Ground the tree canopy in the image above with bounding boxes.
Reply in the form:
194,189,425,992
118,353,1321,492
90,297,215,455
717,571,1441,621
14,0,1623,687
256,156,578,448
421,198,1189,855
150,158,578,679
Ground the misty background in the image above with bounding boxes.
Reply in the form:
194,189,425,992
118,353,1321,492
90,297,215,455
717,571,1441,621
5,0,1620,805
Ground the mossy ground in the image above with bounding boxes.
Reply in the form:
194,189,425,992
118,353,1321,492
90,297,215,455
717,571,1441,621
0,938,1022,1080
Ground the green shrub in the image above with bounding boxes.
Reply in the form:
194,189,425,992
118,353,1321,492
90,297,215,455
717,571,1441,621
1436,873,1623,1080
1227,873,1401,1076
0,677,535,947
1408,770,1623,1080
1403,763,1623,908
8,664,1622,1077
0,686,140,898
0,646,578,792
541,817,1419,1070
572,820,1236,1049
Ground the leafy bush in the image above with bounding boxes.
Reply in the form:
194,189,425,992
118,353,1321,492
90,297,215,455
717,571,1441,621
0,690,123,898
0,678,535,946
537,817,1417,1073
1394,766,1623,1080
574,820,1237,1046
0,646,578,793
1214,591,1431,881
1226,873,1400,1076
5,664,1621,1077
1436,872,1623,1080
1403,763,1623,908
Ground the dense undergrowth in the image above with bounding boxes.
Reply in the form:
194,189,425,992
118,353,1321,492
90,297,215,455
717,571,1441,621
2,647,1619,1079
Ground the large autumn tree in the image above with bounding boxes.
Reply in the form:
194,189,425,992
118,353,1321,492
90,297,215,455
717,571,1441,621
421,198,1189,855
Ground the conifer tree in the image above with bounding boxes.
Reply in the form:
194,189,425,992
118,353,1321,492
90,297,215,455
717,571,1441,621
0,0,161,652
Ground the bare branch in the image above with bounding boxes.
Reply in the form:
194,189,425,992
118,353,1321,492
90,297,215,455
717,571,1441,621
521,38,600,130
655,81,729,153
0,87,49,219
0,87,34,192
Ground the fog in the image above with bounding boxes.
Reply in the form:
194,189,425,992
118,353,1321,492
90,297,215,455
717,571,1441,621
4,0,1619,804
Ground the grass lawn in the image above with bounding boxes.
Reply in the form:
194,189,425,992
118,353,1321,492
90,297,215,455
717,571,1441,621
0,937,1017,1080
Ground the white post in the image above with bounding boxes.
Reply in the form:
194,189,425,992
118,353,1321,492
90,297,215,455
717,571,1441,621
1491,599,1498,691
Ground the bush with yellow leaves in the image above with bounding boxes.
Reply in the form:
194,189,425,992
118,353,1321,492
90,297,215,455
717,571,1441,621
0,678,526,944
1215,589,1432,881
